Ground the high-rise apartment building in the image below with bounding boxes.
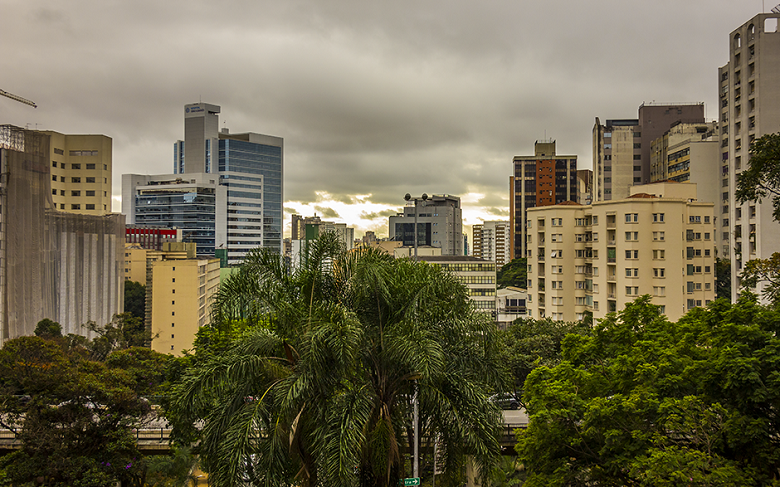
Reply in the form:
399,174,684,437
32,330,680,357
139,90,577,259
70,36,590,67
43,131,113,215
648,122,721,226
526,182,715,323
509,141,578,260
719,13,780,300
472,221,510,268
388,195,463,256
0,126,124,344
593,104,705,202
123,103,284,263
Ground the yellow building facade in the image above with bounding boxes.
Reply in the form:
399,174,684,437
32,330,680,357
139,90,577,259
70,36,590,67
123,242,220,355
43,131,113,215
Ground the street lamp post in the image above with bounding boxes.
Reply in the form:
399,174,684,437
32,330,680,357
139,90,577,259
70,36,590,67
404,193,428,262
403,193,427,480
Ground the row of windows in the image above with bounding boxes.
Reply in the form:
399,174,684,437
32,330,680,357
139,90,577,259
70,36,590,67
52,176,104,184
52,189,101,197
52,162,106,170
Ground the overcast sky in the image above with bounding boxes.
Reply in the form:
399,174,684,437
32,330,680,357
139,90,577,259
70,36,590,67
0,0,769,239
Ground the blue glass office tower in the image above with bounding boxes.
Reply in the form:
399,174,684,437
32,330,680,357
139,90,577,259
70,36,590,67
123,103,283,263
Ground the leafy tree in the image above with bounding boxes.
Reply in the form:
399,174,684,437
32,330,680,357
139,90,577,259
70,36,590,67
0,335,170,486
516,295,780,486
85,312,150,360
124,280,146,320
740,252,780,306
497,257,527,289
169,232,508,487
501,317,591,393
715,257,731,301
735,132,780,221
34,318,62,339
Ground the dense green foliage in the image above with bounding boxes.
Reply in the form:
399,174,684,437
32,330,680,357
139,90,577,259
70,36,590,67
501,317,591,393
497,258,527,289
34,318,63,339
715,257,731,301
169,233,508,487
124,280,146,320
0,333,171,486
735,132,780,221
517,295,780,486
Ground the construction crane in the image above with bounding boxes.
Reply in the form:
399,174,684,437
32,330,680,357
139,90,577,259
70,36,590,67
0,88,36,108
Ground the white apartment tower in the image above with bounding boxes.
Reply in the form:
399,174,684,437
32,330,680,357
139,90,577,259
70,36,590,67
526,182,715,323
719,13,780,301
472,221,510,267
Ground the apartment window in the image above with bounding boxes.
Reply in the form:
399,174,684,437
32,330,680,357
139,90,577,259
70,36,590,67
653,231,665,241
625,231,638,241
689,215,702,223
653,286,666,296
625,213,638,223
86,163,96,170
71,204,80,210
103,164,107,170
575,218,585,226
551,281,563,289
52,175,57,182
52,161,57,168
626,286,639,296
705,266,711,273
653,213,665,223
60,190,64,196
653,268,665,278
625,250,638,259
551,218,563,226
592,216,598,225
60,204,65,209
71,164,81,170
60,176,65,182
86,177,96,183
552,266,563,274
51,189,56,195
172,278,175,283
653,250,665,260
86,190,95,197
172,323,175,327
172,311,175,316
704,233,710,240
71,177,81,183
86,204,95,210
551,234,563,242
71,191,81,197
625,268,639,278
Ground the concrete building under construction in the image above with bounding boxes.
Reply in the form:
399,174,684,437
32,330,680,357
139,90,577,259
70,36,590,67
0,126,124,344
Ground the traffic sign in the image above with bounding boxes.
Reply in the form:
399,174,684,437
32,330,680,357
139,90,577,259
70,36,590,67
398,478,420,486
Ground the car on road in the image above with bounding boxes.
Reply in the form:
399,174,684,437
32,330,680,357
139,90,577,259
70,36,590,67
489,392,520,410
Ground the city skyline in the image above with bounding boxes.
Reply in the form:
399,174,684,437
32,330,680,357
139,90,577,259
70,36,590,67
0,1,769,238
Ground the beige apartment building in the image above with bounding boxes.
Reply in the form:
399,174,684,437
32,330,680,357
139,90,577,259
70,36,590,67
526,182,715,323
718,13,780,301
43,131,113,215
124,242,220,355
472,221,510,268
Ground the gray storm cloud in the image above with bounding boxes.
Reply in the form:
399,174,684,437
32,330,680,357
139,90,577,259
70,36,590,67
0,0,761,235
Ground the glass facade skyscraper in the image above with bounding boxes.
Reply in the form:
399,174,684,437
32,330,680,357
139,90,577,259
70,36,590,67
123,103,283,263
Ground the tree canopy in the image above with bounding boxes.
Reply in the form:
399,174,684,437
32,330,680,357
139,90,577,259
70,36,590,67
735,132,780,221
497,257,527,289
516,295,780,486
0,334,171,486
169,232,509,487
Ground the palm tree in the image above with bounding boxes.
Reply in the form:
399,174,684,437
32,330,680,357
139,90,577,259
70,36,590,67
170,232,507,487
